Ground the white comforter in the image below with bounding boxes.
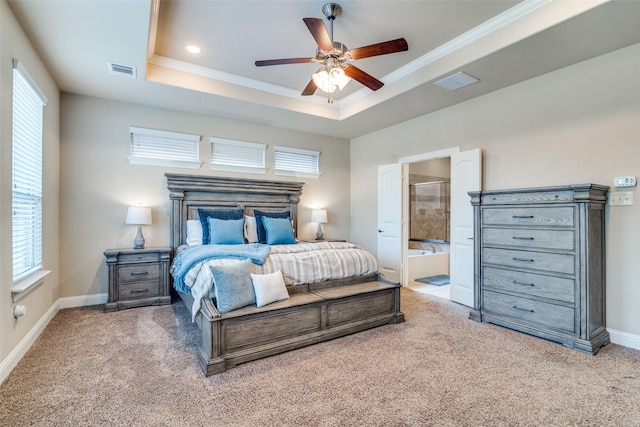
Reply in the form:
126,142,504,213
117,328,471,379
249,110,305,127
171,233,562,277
183,241,378,320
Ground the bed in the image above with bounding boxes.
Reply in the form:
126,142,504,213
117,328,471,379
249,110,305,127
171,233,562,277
166,173,404,376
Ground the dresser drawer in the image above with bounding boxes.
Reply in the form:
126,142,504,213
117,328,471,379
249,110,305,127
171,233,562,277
483,267,575,303
483,228,574,251
117,252,160,263
117,264,160,284
481,190,574,205
483,248,574,275
118,281,160,299
483,290,575,333
482,207,574,227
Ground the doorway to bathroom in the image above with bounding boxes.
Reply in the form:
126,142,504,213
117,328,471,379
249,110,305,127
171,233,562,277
407,158,452,299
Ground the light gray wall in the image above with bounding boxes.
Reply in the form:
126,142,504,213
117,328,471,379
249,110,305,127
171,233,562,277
59,94,350,299
351,42,640,337
1,0,60,365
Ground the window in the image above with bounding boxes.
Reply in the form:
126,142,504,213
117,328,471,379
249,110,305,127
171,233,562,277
274,146,320,178
12,59,47,289
210,138,266,174
129,127,201,169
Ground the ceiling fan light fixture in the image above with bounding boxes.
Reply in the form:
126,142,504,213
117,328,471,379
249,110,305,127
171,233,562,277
312,65,350,93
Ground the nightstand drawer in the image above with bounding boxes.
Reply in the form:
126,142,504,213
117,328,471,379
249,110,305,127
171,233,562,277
482,207,574,227
483,267,575,303
483,290,575,333
119,281,160,299
483,228,574,251
117,252,161,263
483,248,574,275
117,264,160,284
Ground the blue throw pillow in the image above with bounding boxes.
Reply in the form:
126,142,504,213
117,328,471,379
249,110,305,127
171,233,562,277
262,216,296,245
208,217,245,245
210,259,256,313
254,209,290,244
198,208,243,244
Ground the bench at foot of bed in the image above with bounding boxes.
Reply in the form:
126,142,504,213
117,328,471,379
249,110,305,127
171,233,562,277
188,274,404,376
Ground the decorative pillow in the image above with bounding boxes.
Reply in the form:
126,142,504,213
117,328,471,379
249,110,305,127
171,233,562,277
210,259,255,313
208,217,245,245
254,209,290,244
186,220,203,246
262,216,296,245
244,215,259,243
251,270,289,308
198,208,243,244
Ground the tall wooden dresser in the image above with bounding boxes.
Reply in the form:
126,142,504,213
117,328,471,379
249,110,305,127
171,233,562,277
468,184,609,354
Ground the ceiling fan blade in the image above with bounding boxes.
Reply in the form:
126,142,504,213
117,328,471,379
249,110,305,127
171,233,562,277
301,79,318,96
303,18,333,51
348,38,409,60
255,58,313,67
344,65,384,91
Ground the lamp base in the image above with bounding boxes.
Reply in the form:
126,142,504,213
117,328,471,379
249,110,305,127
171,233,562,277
133,226,146,249
315,223,324,241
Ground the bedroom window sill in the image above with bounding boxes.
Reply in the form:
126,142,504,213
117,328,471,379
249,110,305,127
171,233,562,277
209,164,266,175
128,156,202,170
273,170,320,179
12,270,51,302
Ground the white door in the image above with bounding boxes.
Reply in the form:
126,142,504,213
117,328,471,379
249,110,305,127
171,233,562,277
377,163,403,283
449,149,482,306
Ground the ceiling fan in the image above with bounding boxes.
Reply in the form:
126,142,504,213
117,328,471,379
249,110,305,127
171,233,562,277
255,3,408,101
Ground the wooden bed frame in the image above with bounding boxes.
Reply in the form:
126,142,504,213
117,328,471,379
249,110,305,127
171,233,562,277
166,173,404,376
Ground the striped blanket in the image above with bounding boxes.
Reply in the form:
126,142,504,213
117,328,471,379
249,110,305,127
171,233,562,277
179,241,378,320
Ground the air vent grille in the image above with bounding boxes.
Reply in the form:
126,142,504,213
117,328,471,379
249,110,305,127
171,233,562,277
434,71,479,91
108,62,136,78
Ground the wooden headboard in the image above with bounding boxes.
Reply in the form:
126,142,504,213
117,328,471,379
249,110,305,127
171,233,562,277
165,173,304,253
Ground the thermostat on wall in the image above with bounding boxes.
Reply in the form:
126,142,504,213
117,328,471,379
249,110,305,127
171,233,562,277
614,176,636,188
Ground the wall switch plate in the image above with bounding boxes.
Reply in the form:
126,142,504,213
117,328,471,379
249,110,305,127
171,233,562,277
609,191,634,206
614,176,636,188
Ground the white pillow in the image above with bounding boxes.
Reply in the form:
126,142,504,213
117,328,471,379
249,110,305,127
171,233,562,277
251,270,289,308
186,220,203,246
244,215,259,243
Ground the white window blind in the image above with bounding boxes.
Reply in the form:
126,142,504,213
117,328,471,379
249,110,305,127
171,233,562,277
274,146,320,178
210,138,266,174
129,127,201,169
12,60,47,283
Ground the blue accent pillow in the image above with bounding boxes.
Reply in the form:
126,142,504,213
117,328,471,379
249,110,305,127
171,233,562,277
198,208,243,244
210,259,256,313
254,210,290,244
262,216,296,245
208,217,245,245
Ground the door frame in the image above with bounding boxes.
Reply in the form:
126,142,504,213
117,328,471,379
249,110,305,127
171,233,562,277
398,146,461,286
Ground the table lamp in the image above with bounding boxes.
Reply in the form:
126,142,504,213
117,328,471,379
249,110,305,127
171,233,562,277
126,206,152,249
311,209,328,241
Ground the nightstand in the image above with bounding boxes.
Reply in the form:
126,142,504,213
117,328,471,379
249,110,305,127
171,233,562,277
104,247,171,312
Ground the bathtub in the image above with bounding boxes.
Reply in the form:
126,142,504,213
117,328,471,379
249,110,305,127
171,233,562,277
407,249,449,281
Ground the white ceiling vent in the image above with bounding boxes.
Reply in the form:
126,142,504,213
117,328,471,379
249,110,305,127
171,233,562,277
108,62,136,79
434,71,479,91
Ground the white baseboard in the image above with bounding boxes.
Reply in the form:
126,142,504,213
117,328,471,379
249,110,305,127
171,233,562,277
0,293,107,384
608,328,640,351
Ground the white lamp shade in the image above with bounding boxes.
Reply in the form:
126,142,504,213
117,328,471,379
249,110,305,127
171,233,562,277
311,209,327,224
125,206,152,225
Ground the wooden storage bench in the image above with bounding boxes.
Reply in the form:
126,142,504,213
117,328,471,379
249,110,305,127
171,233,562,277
180,274,404,376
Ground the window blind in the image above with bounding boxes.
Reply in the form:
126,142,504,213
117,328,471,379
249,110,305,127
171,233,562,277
274,146,320,175
12,60,46,282
129,127,201,168
210,138,266,173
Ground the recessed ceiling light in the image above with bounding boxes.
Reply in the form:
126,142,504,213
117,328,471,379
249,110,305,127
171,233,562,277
184,45,201,54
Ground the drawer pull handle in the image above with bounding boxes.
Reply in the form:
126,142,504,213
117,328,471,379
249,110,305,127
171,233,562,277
513,305,534,313
512,236,534,240
512,257,534,263
513,280,535,287
512,215,534,219
130,288,149,293
130,271,149,276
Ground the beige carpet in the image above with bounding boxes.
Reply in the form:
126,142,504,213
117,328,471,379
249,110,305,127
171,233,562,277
1,288,640,426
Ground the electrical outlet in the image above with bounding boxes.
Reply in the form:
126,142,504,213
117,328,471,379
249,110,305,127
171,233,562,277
609,191,634,206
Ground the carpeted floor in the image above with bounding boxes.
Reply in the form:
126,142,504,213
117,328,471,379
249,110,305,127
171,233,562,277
1,288,639,426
